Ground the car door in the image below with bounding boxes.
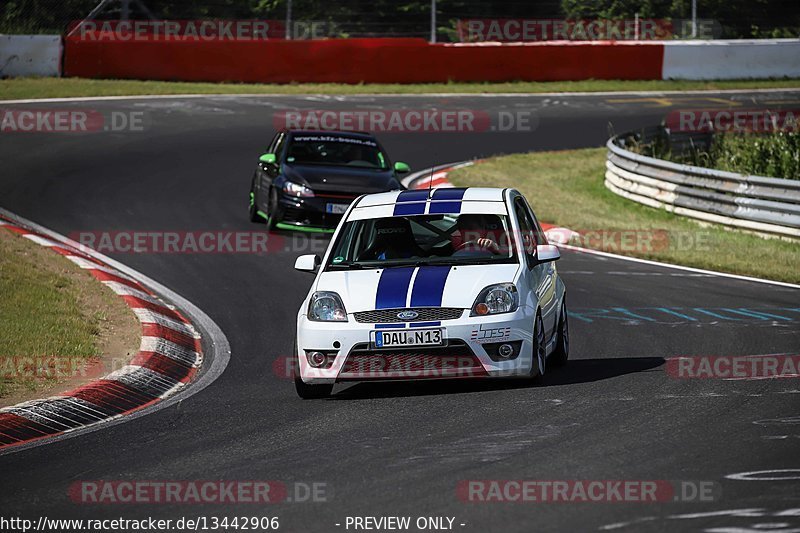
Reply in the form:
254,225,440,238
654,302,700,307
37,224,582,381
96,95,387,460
513,197,557,343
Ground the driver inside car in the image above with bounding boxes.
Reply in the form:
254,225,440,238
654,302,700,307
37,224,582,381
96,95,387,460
449,214,503,254
343,144,378,167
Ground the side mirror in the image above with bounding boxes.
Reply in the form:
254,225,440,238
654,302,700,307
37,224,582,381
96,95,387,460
259,153,277,165
294,254,321,273
536,244,560,263
394,161,411,173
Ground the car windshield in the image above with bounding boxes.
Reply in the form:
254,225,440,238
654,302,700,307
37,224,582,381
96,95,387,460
326,213,519,270
286,134,388,169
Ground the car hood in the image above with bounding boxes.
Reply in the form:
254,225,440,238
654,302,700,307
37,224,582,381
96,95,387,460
315,264,521,313
283,164,401,194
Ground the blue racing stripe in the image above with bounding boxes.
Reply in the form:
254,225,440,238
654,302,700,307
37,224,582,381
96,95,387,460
375,323,406,329
393,190,429,216
428,188,466,214
410,321,441,328
394,202,427,216
431,188,467,200
396,190,430,202
428,201,461,214
410,265,451,307
375,267,415,309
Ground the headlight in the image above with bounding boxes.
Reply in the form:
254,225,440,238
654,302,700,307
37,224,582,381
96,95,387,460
470,283,519,316
283,181,314,198
308,291,348,322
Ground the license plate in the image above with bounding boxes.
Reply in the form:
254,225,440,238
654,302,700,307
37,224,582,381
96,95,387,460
373,329,443,348
326,203,348,214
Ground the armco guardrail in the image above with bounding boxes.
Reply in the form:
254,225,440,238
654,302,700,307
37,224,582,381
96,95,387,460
605,128,800,239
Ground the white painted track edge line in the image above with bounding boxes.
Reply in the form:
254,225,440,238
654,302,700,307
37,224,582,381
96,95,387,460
0,207,232,456
559,243,800,290
401,161,472,188
1,86,799,104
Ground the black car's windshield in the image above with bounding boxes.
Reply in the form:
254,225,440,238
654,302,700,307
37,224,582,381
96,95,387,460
286,135,389,169
326,213,519,270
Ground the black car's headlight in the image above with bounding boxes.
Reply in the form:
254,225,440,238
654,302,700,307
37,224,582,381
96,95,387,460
308,291,348,322
284,181,314,198
470,283,519,316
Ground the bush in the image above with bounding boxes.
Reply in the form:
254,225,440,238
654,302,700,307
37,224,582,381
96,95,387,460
708,131,800,179
640,131,800,180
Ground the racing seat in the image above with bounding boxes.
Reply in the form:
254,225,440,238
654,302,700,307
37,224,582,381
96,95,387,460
358,217,424,261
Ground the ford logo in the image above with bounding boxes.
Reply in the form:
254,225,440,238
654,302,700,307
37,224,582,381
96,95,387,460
397,310,419,320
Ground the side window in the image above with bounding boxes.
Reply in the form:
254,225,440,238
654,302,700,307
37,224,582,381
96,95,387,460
514,198,537,260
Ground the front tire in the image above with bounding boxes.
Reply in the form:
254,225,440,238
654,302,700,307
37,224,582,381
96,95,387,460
249,185,263,223
294,374,333,399
550,300,569,368
266,188,282,230
292,342,333,399
529,312,546,382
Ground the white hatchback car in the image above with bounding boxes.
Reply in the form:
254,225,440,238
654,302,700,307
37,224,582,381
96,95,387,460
293,187,568,398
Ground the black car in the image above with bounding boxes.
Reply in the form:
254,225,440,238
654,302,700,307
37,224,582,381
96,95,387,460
248,130,410,232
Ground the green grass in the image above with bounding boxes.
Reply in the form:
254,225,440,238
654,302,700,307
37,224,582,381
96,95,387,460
2,77,800,100
694,132,799,180
449,148,800,284
0,231,101,397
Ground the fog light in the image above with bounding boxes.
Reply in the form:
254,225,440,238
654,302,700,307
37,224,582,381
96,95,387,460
483,340,522,362
498,343,514,359
307,351,326,368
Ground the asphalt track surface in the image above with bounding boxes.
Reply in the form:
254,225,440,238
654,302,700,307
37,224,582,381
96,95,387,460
1,90,800,532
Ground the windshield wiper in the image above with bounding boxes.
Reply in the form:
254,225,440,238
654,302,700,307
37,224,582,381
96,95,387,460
328,258,513,270
379,258,514,268
378,260,435,268
425,258,515,266
327,261,366,270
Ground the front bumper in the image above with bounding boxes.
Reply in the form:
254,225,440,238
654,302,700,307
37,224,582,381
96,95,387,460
296,307,537,384
277,192,354,230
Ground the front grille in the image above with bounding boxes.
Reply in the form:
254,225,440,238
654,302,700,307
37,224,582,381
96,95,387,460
281,207,305,224
354,308,464,323
347,339,473,356
315,191,359,200
338,340,487,380
281,207,340,228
